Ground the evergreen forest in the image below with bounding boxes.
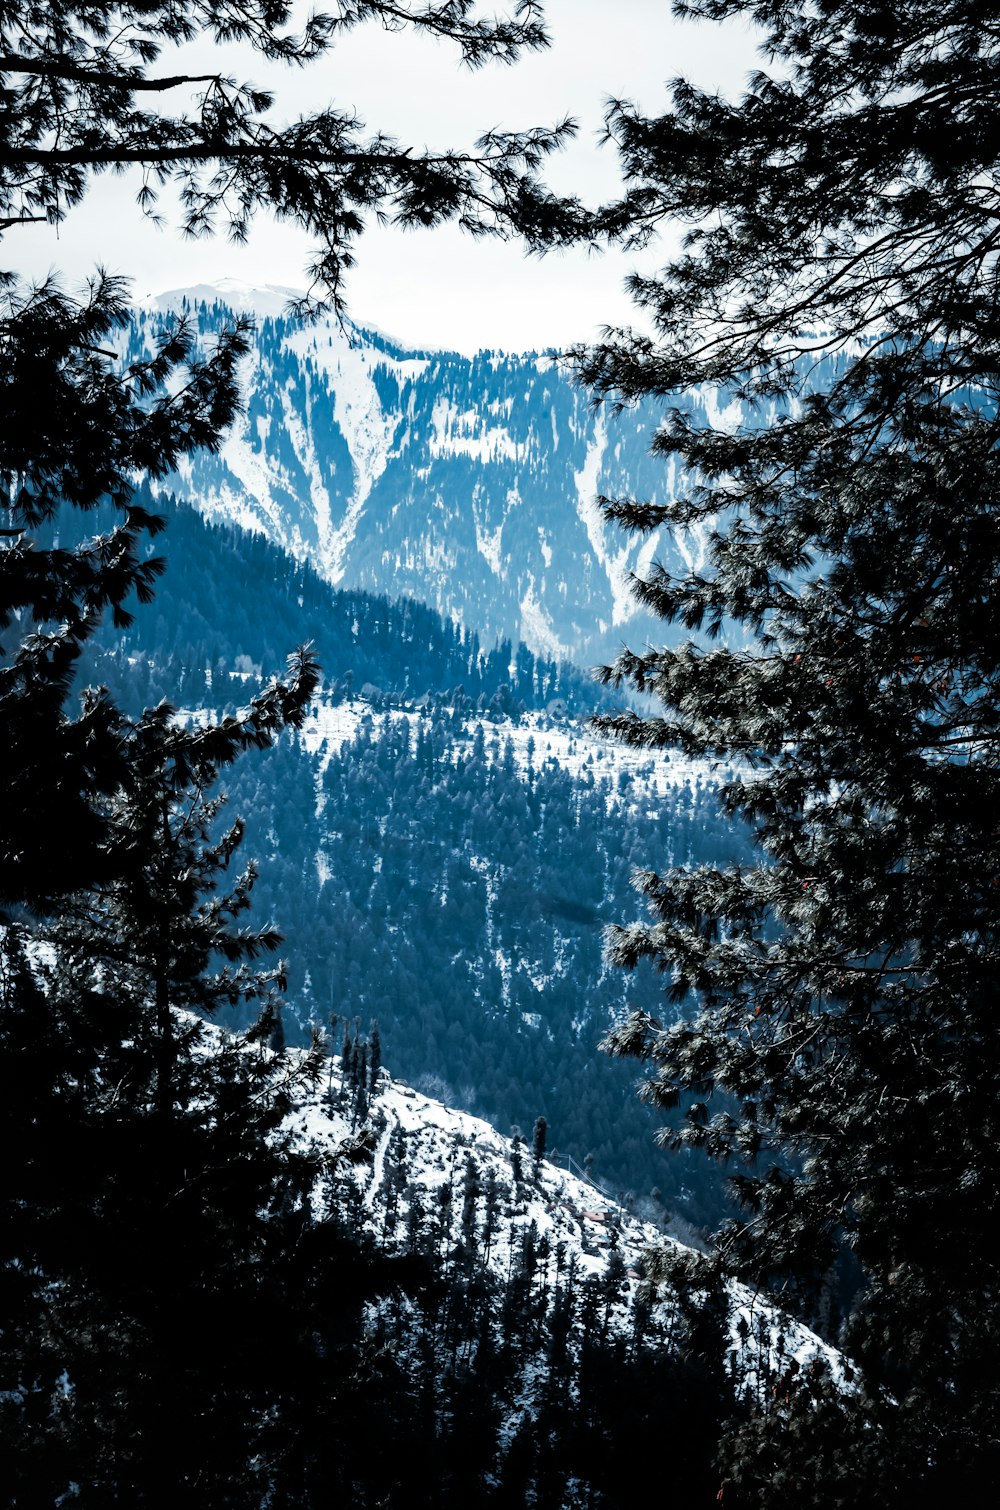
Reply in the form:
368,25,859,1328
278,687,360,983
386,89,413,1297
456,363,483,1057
69,490,752,1228
4,0,1000,1504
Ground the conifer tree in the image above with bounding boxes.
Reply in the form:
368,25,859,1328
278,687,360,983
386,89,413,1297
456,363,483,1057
0,2,600,310
0,274,252,907
0,4,608,1502
532,1112,547,1172
369,1017,383,1090
0,647,404,1505
576,0,1000,1499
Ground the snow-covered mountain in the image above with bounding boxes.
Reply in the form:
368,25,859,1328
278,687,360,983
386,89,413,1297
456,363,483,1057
78,489,751,1216
126,280,730,665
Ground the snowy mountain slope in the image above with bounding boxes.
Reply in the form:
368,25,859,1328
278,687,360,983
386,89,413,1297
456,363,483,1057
180,680,759,1220
285,1036,844,1397
298,696,746,815
77,489,745,1218
125,282,770,665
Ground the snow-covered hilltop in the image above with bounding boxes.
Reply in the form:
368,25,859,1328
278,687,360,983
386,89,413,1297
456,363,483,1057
299,697,747,814
285,1033,844,1401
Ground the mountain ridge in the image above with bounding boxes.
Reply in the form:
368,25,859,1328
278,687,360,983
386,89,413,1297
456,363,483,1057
69,488,751,1226
278,1020,845,1395
124,282,724,666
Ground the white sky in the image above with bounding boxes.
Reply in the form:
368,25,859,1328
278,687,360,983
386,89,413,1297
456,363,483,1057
4,1,760,354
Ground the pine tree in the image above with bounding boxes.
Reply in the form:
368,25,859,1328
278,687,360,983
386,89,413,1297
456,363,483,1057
51,651,318,1098
532,1112,547,1173
369,1017,383,1090
0,648,403,1505
0,2,601,310
0,4,606,1502
574,1,1000,1500
0,274,251,908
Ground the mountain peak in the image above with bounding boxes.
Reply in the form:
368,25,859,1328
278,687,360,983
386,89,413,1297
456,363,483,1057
147,277,305,319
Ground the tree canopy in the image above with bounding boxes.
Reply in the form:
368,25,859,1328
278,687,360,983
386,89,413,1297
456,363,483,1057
577,1,1000,1501
0,4,621,1502
0,0,599,307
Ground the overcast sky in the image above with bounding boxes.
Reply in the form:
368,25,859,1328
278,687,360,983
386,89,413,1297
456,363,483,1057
7,1,759,354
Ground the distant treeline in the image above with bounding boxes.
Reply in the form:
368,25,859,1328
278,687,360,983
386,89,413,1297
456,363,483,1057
63,485,610,718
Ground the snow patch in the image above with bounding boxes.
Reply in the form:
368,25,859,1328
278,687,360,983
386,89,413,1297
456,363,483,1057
279,381,333,544
147,278,304,319
475,510,505,576
298,698,745,809
429,396,526,463
700,385,746,434
673,515,715,575
572,413,638,626
519,585,573,661
285,325,403,581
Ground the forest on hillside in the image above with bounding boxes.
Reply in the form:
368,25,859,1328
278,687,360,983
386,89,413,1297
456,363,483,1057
62,488,606,718
64,491,752,1228
5,0,1000,1502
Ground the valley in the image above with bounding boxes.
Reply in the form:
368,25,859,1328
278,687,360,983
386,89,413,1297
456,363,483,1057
68,466,754,1230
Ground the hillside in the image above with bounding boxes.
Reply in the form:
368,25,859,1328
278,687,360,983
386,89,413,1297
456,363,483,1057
280,1020,846,1506
121,280,759,665
304,1029,841,1383
65,493,752,1227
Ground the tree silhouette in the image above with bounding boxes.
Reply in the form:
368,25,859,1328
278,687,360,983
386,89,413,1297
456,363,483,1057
577,0,1000,1499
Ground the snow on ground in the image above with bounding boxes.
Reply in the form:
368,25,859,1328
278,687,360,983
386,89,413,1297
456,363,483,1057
284,1050,843,1389
299,696,744,809
149,279,304,319
518,584,574,662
